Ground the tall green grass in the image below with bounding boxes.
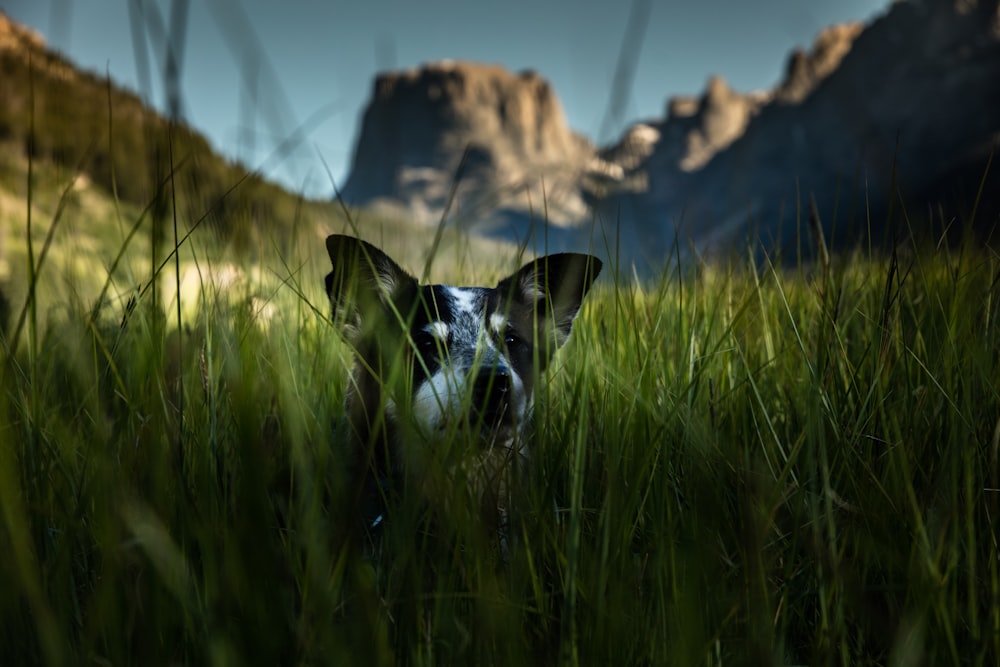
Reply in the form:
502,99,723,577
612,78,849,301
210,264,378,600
1,116,998,664
2,175,998,665
5,9,997,662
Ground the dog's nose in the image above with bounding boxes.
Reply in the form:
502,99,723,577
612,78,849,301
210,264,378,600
471,367,512,425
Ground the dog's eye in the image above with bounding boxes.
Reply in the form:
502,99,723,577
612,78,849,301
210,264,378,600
503,330,524,349
413,332,437,351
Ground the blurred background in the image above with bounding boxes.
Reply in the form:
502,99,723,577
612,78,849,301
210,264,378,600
1,0,998,283
3,0,886,194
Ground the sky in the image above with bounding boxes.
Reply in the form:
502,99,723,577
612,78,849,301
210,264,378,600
3,0,889,198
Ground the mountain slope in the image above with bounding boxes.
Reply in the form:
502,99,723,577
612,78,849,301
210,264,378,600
0,12,522,333
338,0,1000,270
597,0,1000,264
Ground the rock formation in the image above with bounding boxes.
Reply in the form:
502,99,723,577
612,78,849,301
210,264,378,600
341,61,594,239
585,21,863,268
627,0,1000,260
773,22,864,104
660,76,770,173
340,1,1000,270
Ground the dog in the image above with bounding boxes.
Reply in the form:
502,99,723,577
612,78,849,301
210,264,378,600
324,234,601,544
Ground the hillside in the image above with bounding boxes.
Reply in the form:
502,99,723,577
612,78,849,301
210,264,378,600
0,11,319,240
0,9,324,333
0,12,521,333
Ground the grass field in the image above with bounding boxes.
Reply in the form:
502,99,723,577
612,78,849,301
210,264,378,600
1,158,998,666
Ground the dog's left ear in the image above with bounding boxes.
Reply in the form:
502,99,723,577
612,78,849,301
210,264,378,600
498,252,602,348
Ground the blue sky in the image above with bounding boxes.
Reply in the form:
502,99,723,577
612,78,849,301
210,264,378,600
4,0,888,197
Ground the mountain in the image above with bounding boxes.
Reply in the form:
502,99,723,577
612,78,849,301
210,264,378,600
589,21,865,266
342,0,1000,270
0,10,310,246
628,0,1000,260
341,60,596,244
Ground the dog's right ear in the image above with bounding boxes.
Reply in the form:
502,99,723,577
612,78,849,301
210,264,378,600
325,235,415,336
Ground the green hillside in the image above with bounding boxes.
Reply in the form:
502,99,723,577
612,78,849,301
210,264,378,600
0,13,520,337
0,13,311,233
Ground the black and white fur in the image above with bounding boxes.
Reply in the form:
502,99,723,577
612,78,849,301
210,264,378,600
324,235,601,538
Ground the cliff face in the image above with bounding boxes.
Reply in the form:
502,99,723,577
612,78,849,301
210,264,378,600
657,76,770,173
341,61,593,233
632,0,1000,258
336,1,1000,267
651,21,863,174
585,20,864,266
773,22,864,104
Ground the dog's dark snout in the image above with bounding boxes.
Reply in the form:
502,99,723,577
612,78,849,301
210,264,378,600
472,368,512,425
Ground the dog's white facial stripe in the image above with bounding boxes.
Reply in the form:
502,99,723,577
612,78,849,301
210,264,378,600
444,286,492,362
489,312,508,337
424,320,450,342
447,286,479,316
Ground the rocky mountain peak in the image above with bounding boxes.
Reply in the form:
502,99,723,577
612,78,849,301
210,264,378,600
342,60,592,228
643,22,862,178
340,0,999,268
681,75,767,171
775,22,863,103
643,76,767,175
625,0,1000,261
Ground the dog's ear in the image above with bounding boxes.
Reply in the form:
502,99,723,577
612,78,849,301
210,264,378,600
325,235,416,336
498,252,602,350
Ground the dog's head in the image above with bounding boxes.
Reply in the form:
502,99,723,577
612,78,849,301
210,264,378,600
324,235,601,488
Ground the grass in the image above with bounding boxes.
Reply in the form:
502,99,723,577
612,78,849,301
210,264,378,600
4,14,996,662
1,151,998,666
1,88,998,663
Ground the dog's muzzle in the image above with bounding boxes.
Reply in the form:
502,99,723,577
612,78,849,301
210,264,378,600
470,367,513,430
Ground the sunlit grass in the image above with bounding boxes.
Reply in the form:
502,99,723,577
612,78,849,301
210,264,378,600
0,120,1000,665
1,149,999,664
8,9,997,660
